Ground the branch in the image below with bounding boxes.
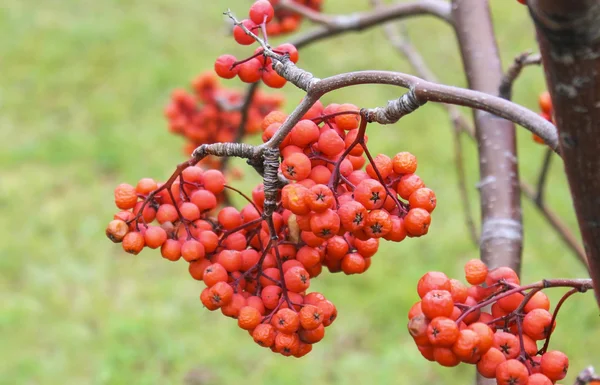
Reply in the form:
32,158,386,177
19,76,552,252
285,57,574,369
289,0,453,49
573,366,599,385
535,147,553,205
278,0,452,27
220,82,260,173
499,51,543,100
529,0,600,306
227,10,559,153
452,0,523,282
371,13,479,245
375,12,587,266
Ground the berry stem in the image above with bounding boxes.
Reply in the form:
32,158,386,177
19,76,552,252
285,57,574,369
456,279,592,325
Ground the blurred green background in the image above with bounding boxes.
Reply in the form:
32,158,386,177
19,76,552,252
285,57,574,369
1,0,597,384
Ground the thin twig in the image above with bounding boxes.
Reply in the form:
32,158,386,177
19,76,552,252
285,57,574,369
372,9,479,243
226,10,560,152
520,181,588,268
373,9,586,265
499,52,543,100
284,0,453,52
535,148,553,205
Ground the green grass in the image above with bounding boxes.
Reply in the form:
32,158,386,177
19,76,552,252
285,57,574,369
1,1,598,384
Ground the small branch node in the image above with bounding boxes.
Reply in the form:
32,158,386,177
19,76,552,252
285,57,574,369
364,89,426,124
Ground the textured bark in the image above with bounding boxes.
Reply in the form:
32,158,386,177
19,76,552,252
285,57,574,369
529,0,600,305
452,0,523,274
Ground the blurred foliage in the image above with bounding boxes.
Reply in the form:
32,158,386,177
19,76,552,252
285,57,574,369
0,0,596,384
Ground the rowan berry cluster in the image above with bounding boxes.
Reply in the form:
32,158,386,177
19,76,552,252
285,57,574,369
164,71,284,162
107,95,436,356
214,1,301,88
409,259,570,385
533,91,553,145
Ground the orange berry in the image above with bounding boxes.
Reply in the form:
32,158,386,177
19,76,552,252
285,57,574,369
427,317,459,347
106,219,129,243
334,103,360,130
298,323,325,344
468,322,494,354
274,332,300,356
392,152,417,174
408,187,437,213
299,304,324,330
282,152,312,181
203,263,228,287
208,281,233,308
540,350,569,381
272,308,300,334
523,309,555,340
449,279,468,304
221,293,246,318
524,291,550,313
341,252,367,274
135,178,157,195
485,266,520,287
252,324,276,347
122,231,144,255
452,329,481,363
143,226,167,249
160,239,181,261
433,347,460,367
408,301,424,320
477,347,507,378
496,359,529,385
421,290,454,319
317,129,345,156
493,331,520,359
114,183,138,210
497,292,525,313
528,373,553,385
238,306,262,330
408,315,431,346
464,259,488,285
417,271,451,298
354,179,387,210
284,266,310,292
366,154,393,180
538,90,553,114
404,208,431,237
396,174,425,200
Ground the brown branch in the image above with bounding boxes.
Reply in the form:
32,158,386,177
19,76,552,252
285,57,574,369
220,82,260,172
573,366,599,385
529,0,600,306
226,11,560,152
289,0,452,49
278,0,452,27
374,11,587,265
535,147,553,205
499,52,542,100
452,0,523,280
371,13,479,245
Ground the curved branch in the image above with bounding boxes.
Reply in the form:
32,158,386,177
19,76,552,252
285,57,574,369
289,0,453,49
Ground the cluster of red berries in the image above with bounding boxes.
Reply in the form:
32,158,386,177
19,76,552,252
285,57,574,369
408,260,569,385
106,167,337,357
106,98,436,356
532,90,553,145
265,0,324,36
214,1,301,88
164,71,284,164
